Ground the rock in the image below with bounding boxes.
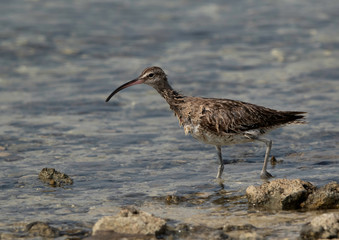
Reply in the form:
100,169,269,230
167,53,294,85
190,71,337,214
271,48,285,62
165,194,188,205
270,156,283,166
300,213,339,239
223,224,261,240
92,207,167,237
301,182,339,210
26,221,60,238
246,179,315,210
90,221,229,240
86,231,157,240
223,224,256,232
39,168,73,186
167,223,229,240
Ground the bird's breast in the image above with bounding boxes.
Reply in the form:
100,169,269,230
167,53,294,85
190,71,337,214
182,123,252,146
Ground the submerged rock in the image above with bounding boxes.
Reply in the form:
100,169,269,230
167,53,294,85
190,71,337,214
301,182,339,210
92,207,167,237
39,168,73,187
300,213,339,239
246,179,315,210
168,223,229,240
25,221,90,239
165,194,188,205
223,224,260,240
223,223,256,232
87,231,157,240
26,221,60,238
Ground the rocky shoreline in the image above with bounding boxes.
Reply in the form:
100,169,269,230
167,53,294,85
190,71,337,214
2,168,338,239
1,0,338,238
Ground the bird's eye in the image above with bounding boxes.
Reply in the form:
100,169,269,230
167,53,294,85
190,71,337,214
148,73,154,78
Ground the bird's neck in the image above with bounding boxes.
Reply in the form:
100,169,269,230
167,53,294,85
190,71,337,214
156,84,184,103
152,81,188,127
152,81,185,111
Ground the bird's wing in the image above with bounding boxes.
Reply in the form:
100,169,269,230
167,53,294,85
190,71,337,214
194,98,299,135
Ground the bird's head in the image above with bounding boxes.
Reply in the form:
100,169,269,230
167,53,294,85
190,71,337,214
105,66,168,102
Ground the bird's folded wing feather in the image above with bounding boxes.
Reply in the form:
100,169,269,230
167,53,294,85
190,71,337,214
194,98,302,135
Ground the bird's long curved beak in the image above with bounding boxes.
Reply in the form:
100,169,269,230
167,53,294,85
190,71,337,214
105,78,144,102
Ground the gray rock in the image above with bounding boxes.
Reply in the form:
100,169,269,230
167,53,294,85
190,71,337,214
26,221,60,238
39,167,73,186
92,207,167,237
300,213,339,239
246,179,315,210
301,181,339,210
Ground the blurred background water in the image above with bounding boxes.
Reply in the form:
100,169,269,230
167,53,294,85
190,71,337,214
0,0,338,238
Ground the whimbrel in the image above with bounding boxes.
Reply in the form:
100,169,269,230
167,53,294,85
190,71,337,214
106,66,306,179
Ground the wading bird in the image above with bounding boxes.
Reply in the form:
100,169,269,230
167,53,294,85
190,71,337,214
106,66,305,179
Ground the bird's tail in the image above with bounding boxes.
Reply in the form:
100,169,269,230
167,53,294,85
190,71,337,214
282,111,307,124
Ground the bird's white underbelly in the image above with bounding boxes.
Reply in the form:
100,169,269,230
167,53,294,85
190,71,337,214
183,123,254,146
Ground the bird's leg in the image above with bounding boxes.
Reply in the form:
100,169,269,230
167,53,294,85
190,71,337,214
256,137,274,179
215,146,224,179
245,133,274,179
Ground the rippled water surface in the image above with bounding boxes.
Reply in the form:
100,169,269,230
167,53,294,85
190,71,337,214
1,0,338,238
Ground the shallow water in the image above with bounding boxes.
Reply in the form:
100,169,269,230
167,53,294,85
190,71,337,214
0,0,339,238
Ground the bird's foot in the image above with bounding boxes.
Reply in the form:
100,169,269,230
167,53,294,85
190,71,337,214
260,170,274,180
215,177,225,187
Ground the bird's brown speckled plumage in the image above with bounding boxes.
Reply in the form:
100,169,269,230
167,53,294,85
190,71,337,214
106,66,306,179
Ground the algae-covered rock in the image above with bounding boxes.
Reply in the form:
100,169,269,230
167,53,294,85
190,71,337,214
39,168,73,187
26,221,60,238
